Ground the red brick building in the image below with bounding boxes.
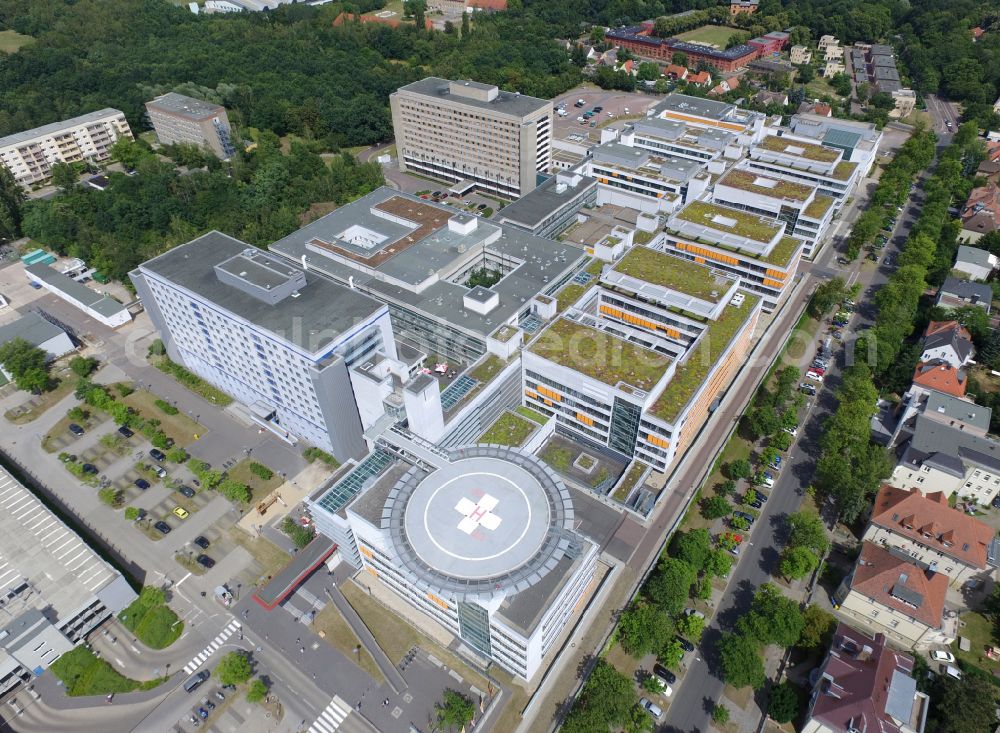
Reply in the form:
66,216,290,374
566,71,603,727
606,25,759,72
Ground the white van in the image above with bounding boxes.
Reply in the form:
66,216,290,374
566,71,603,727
640,697,664,719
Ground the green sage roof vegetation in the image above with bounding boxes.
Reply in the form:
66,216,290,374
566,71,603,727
529,317,673,392
719,168,813,201
676,201,783,244
613,246,731,302
758,135,841,163
802,194,834,219
651,293,759,422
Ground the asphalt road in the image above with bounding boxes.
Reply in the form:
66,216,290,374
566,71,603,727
658,142,940,733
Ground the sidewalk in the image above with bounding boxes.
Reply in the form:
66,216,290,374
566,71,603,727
327,585,406,693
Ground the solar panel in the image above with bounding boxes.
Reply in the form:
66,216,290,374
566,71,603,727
316,449,394,514
572,272,593,285
441,375,479,411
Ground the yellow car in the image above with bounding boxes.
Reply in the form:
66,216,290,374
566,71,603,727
172,506,189,520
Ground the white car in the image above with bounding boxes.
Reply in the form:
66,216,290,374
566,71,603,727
762,473,775,488
930,650,955,664
783,427,798,437
941,664,962,680
806,370,824,382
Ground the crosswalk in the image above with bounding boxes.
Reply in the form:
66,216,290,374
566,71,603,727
182,620,242,674
308,697,351,733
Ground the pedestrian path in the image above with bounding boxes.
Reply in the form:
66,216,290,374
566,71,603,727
308,696,351,733
182,619,241,674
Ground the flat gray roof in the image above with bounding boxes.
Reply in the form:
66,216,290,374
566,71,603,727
269,188,583,339
941,276,993,304
901,413,1000,478
146,92,225,121
497,174,596,229
24,264,128,319
137,231,385,354
0,312,66,349
592,142,702,181
0,109,125,149
924,391,991,432
655,94,737,121
394,77,549,119
957,245,995,269
0,468,126,621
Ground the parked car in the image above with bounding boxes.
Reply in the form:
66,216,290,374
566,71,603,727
799,383,817,396
154,521,172,535
173,506,189,520
193,536,210,549
197,707,209,719
60,453,77,463
783,426,798,437
653,663,676,685
593,106,603,112
149,448,166,462
733,511,756,525
761,473,775,488
196,554,215,569
117,426,133,438
675,636,695,652
134,478,150,490
178,486,195,498
940,664,961,679
639,698,664,720
69,424,85,437
931,650,955,664
749,498,763,509
154,466,167,479
214,690,225,702
806,370,824,382
82,463,98,475
201,698,215,711
769,456,782,470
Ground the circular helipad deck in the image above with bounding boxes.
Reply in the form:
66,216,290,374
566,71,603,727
382,445,574,600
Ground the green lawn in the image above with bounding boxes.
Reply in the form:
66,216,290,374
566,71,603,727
954,611,999,674
515,406,548,425
227,458,283,504
152,357,233,407
50,647,165,695
478,411,536,447
123,389,203,448
0,30,34,53
674,24,739,49
118,587,183,650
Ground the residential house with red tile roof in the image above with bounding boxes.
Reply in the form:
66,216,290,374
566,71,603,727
709,76,740,96
802,622,929,733
918,320,974,369
686,70,712,86
960,184,1000,242
465,0,507,10
864,485,998,587
664,64,688,80
834,541,955,650
911,361,966,398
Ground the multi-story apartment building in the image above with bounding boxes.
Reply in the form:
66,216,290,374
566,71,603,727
834,541,955,651
0,109,133,188
890,413,1000,505
268,188,583,365
621,117,741,166
390,77,552,199
711,164,835,258
657,200,804,311
584,141,710,214
746,133,863,203
308,439,598,680
0,467,137,695
130,231,396,461
864,484,998,587
803,623,928,733
652,94,766,142
145,92,235,159
606,25,759,72
523,247,761,473
788,113,882,176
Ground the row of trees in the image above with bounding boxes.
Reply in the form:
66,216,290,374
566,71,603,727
846,127,937,259
864,122,984,381
0,338,50,392
19,135,383,283
778,511,830,581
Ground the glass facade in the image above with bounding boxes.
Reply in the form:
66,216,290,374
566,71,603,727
457,601,493,659
609,397,642,456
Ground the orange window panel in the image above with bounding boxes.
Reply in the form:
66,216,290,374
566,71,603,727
365,567,378,578
763,278,785,288
765,268,786,279
646,434,670,449
360,546,374,559
544,398,553,406
537,385,562,401
525,389,538,399
576,412,594,426
694,256,705,264
427,592,449,610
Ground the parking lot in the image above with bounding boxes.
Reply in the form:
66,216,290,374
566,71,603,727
551,87,660,141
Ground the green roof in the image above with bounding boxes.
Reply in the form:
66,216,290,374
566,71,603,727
758,135,841,163
613,247,731,302
651,293,760,423
477,411,537,447
676,201,783,244
529,318,673,392
718,168,813,202
802,194,834,220
831,161,858,181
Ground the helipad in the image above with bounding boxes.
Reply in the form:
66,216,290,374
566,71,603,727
382,445,575,600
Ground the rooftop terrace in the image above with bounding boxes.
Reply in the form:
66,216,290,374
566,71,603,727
529,317,672,393
613,246,731,303
803,194,835,219
757,135,841,163
675,200,783,244
832,161,858,181
651,293,759,422
718,168,814,202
